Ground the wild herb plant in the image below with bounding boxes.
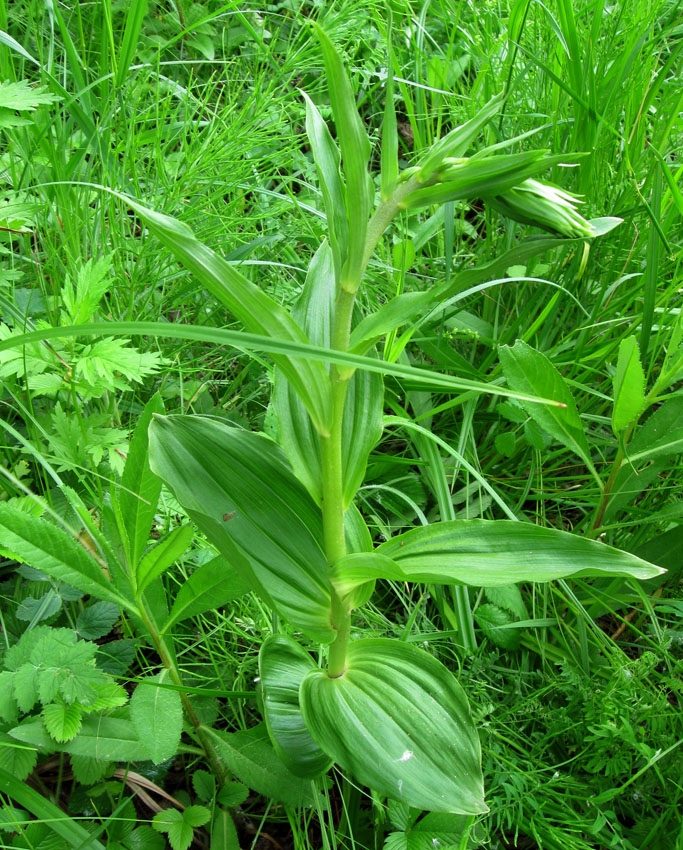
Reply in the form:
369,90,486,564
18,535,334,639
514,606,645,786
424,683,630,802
5,26,662,816
0,9,678,849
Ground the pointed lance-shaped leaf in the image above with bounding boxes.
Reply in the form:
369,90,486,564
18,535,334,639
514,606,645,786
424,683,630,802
121,195,332,434
314,25,373,289
377,520,665,585
148,415,335,643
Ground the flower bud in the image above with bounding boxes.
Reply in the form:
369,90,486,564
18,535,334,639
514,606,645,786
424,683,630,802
488,178,593,238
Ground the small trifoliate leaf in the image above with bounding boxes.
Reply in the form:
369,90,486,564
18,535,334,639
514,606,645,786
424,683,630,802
70,754,111,785
130,673,182,764
43,700,83,742
76,601,120,639
217,781,249,809
153,806,210,850
192,770,215,802
0,731,38,780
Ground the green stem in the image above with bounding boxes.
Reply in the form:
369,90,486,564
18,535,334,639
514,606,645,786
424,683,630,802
137,602,230,787
588,423,635,537
321,178,421,676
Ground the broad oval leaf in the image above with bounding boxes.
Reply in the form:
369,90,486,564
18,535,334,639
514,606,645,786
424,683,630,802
378,519,664,585
148,415,334,643
259,636,332,778
498,340,593,471
130,673,182,764
300,639,485,814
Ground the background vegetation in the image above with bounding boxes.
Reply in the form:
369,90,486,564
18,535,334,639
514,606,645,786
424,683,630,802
0,1,681,848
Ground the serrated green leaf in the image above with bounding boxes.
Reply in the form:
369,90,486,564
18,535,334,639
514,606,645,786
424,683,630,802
13,664,39,713
42,700,83,743
125,825,166,850
16,591,62,625
69,754,111,785
0,672,18,723
498,340,593,472
96,639,135,676
300,639,485,814
202,724,316,807
612,337,645,434
217,781,249,809
137,524,193,593
0,506,134,611
148,415,334,643
378,520,664,584
130,673,182,764
76,600,120,640
485,584,527,620
0,80,60,111
0,732,38,781
474,604,520,650
259,636,332,778
192,770,215,802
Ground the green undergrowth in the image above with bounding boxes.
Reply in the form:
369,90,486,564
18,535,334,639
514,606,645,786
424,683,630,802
0,1,681,849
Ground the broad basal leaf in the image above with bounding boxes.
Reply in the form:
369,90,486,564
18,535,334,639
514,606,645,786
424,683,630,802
148,415,334,643
130,673,182,764
202,724,316,807
300,639,485,814
378,520,664,584
0,506,133,611
259,635,332,778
